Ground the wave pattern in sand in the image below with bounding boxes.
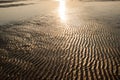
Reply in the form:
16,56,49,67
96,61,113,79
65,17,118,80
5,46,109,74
0,16,120,80
0,1,120,80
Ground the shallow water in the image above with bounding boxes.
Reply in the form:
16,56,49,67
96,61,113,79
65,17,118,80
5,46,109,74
0,0,120,25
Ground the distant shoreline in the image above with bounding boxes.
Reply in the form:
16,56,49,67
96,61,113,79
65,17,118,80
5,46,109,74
0,0,120,4
0,0,27,4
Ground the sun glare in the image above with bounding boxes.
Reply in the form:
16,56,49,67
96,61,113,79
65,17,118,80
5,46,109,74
59,0,66,22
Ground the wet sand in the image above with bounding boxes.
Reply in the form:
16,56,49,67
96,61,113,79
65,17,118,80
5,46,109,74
0,0,120,80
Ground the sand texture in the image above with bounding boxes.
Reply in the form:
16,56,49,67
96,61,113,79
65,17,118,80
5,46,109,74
0,1,120,80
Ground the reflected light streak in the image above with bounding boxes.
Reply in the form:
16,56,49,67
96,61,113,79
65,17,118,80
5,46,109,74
59,0,66,21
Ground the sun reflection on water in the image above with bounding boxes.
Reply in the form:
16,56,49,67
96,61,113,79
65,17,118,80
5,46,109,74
58,0,66,22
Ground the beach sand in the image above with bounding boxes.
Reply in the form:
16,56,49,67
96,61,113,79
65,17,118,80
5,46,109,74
0,0,120,80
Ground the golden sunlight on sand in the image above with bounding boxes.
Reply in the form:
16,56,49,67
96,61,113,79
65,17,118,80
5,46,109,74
58,0,66,21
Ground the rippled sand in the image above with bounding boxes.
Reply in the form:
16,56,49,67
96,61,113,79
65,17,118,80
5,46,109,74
0,0,120,80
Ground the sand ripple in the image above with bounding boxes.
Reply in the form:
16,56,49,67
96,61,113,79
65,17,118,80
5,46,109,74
0,1,120,80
